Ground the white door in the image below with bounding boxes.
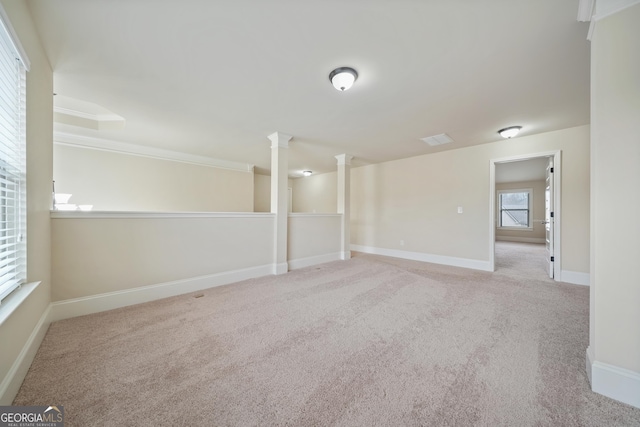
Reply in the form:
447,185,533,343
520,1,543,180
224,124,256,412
545,157,554,278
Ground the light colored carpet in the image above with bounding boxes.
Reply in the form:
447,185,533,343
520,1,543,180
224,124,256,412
495,241,552,281
14,246,640,426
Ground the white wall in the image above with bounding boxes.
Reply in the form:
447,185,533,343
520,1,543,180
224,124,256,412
0,0,53,404
589,2,640,407
54,144,254,212
351,125,590,274
288,214,341,268
496,180,546,243
292,172,338,213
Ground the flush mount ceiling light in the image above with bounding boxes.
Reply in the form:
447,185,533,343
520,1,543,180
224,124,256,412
302,170,313,177
498,126,522,139
329,67,358,91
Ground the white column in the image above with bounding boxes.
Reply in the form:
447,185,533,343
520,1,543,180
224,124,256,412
268,132,292,274
335,154,353,260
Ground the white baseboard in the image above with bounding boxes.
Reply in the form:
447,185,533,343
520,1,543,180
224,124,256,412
0,305,51,405
560,270,590,286
340,251,351,260
272,262,288,275
590,357,640,409
351,245,492,272
50,264,273,322
288,252,342,270
496,236,546,244
586,346,594,384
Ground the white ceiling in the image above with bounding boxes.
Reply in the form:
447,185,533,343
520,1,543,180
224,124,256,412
26,0,590,176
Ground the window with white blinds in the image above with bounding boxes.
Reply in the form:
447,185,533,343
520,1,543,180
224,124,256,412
0,12,27,304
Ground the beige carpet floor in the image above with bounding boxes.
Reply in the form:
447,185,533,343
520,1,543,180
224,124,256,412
14,244,640,426
494,241,553,282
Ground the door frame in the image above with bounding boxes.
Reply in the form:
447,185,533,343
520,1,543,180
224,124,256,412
489,150,562,279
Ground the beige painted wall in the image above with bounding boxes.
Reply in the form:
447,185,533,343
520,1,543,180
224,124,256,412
352,125,590,273
288,214,341,261
0,1,53,403
254,173,271,212
292,172,338,213
54,144,254,212
496,180,546,242
591,4,640,373
51,211,343,301
253,174,293,213
51,215,274,301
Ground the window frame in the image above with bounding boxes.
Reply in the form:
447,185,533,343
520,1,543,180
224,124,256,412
496,188,533,231
0,4,29,305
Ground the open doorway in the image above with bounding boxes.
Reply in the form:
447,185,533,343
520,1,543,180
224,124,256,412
489,151,561,280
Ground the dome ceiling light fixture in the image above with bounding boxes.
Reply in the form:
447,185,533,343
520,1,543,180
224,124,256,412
329,67,358,91
498,126,522,139
302,170,313,177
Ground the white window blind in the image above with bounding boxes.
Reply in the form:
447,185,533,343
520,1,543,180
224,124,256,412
0,11,27,304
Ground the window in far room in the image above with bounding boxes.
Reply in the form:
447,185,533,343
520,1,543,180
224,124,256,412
497,189,532,230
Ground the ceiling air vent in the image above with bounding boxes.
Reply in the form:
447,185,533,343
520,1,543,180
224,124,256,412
420,133,453,146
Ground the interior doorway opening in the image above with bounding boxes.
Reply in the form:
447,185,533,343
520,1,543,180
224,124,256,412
489,151,561,280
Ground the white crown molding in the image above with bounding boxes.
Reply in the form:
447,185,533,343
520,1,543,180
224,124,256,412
577,0,596,21
587,21,596,41
593,0,640,21
54,106,124,123
335,154,354,166
267,132,293,149
585,0,640,40
54,132,254,173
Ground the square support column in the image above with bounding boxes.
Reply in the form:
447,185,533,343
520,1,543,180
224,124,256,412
335,154,353,260
268,132,292,274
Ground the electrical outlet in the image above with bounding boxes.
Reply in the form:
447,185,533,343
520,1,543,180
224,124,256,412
400,240,405,246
